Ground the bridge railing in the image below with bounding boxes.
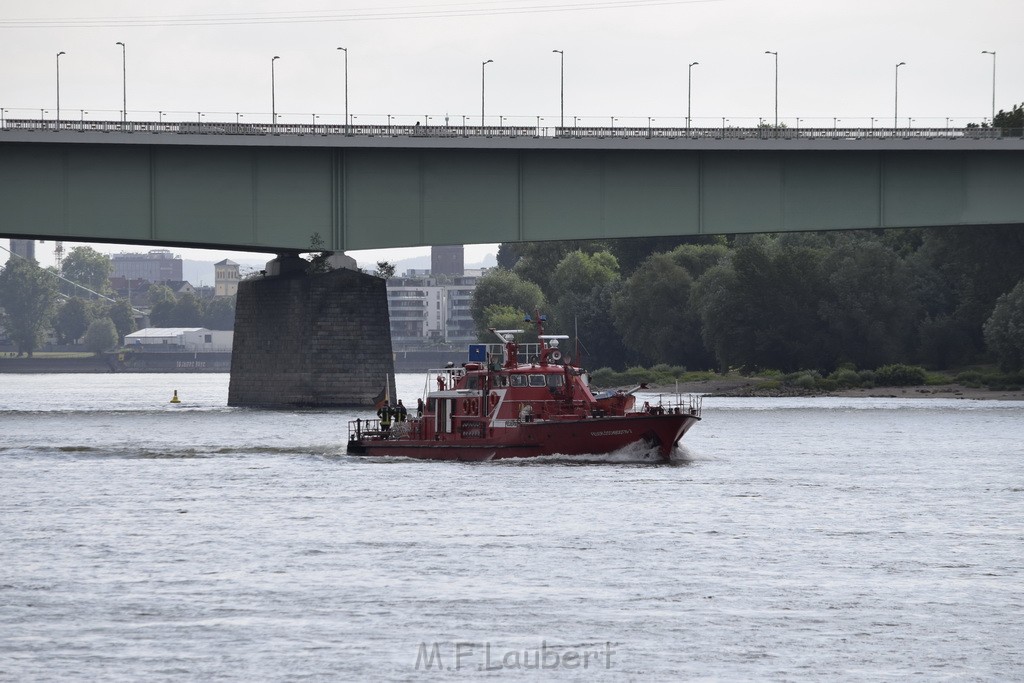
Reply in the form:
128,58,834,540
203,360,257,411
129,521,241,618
2,118,1019,141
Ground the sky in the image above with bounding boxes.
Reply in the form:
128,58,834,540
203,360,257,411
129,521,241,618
2,0,1022,269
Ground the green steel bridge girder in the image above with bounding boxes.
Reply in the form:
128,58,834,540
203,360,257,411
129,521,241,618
2,136,1023,252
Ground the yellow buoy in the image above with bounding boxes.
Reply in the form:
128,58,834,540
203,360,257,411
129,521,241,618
170,390,181,404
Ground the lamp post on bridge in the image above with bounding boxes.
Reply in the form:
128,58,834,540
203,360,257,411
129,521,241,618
687,61,699,135
337,47,348,135
56,51,66,123
115,42,126,127
894,61,906,130
981,50,996,124
552,49,564,129
481,59,493,129
271,55,280,126
765,50,778,128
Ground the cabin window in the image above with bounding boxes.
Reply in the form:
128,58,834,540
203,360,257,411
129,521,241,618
427,398,436,412
546,375,564,388
510,374,527,387
495,375,508,387
529,375,546,387
466,376,479,389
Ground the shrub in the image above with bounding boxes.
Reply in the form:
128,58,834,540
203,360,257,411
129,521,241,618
874,364,927,387
794,373,818,390
758,380,781,391
924,373,954,386
829,368,861,388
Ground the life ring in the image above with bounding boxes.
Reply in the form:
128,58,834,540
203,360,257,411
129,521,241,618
489,394,499,408
462,398,471,413
469,398,479,413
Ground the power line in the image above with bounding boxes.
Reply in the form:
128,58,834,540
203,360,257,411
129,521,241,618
0,243,145,314
0,0,721,29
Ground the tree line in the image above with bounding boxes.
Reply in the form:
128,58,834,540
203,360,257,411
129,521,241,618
0,246,234,356
471,225,1024,375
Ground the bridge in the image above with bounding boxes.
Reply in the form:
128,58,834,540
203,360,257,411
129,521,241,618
2,118,1023,255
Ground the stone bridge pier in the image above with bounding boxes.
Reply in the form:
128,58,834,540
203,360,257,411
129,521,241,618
228,259,396,408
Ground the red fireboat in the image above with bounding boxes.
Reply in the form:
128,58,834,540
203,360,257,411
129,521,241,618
346,314,702,462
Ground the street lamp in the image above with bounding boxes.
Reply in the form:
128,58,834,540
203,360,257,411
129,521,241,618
337,47,348,134
115,42,126,125
271,55,280,125
552,49,564,128
894,61,906,130
56,51,66,122
765,50,778,128
981,50,996,124
687,61,699,134
481,59,493,129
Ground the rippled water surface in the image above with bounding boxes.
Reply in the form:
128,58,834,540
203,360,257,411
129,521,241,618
2,374,1022,681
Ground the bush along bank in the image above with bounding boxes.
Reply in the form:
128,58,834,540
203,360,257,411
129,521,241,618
588,363,1024,396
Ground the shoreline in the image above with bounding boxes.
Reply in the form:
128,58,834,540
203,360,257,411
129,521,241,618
648,378,1024,401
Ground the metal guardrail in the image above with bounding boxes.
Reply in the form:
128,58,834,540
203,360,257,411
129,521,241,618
2,117,1021,141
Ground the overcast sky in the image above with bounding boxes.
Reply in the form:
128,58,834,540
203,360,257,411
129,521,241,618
2,0,1021,268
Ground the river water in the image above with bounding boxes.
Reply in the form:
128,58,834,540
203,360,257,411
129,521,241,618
1,373,1021,681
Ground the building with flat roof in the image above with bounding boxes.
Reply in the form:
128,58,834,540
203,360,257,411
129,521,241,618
431,245,464,277
111,249,182,283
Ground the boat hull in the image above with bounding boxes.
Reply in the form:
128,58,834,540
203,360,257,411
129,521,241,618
348,413,700,462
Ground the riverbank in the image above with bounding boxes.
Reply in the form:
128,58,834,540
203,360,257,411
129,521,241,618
657,377,1024,401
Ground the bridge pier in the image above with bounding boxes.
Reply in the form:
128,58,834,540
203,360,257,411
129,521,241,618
228,260,396,408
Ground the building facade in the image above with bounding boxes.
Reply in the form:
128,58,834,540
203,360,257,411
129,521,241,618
111,249,183,282
214,259,240,297
431,245,464,277
386,272,482,348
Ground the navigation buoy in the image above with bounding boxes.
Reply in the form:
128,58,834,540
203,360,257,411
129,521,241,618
170,390,181,404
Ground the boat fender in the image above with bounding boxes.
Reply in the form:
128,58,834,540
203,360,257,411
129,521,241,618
462,398,470,413
489,394,499,409
469,398,479,413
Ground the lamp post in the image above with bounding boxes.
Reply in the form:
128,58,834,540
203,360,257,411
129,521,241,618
981,50,996,124
337,47,348,134
481,59,493,129
115,42,126,125
56,51,66,122
552,49,564,128
271,55,280,125
765,50,778,128
687,61,699,135
894,61,906,130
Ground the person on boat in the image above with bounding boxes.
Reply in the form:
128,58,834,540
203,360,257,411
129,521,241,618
377,403,392,432
436,374,445,390
396,400,408,422
416,398,424,418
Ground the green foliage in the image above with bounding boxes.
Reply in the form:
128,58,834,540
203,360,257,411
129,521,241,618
60,246,112,295
793,373,817,390
0,258,58,356
306,232,334,274
983,279,1024,372
874,364,927,386
481,305,534,342
587,365,715,388
374,261,396,280
106,300,137,340
993,103,1023,131
612,252,711,368
203,297,236,330
53,297,92,344
168,292,204,327
83,317,118,353
828,368,862,388
470,269,545,338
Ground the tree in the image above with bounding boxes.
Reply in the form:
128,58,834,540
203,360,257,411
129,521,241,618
818,240,921,369
106,300,137,340
53,297,92,344
375,261,396,280
60,246,112,295
306,232,334,274
612,252,711,368
169,292,204,327
481,305,535,342
993,103,1023,132
204,297,235,330
470,269,545,338
147,284,177,327
509,240,607,294
0,259,58,356
983,279,1024,372
83,317,118,353
692,236,834,372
